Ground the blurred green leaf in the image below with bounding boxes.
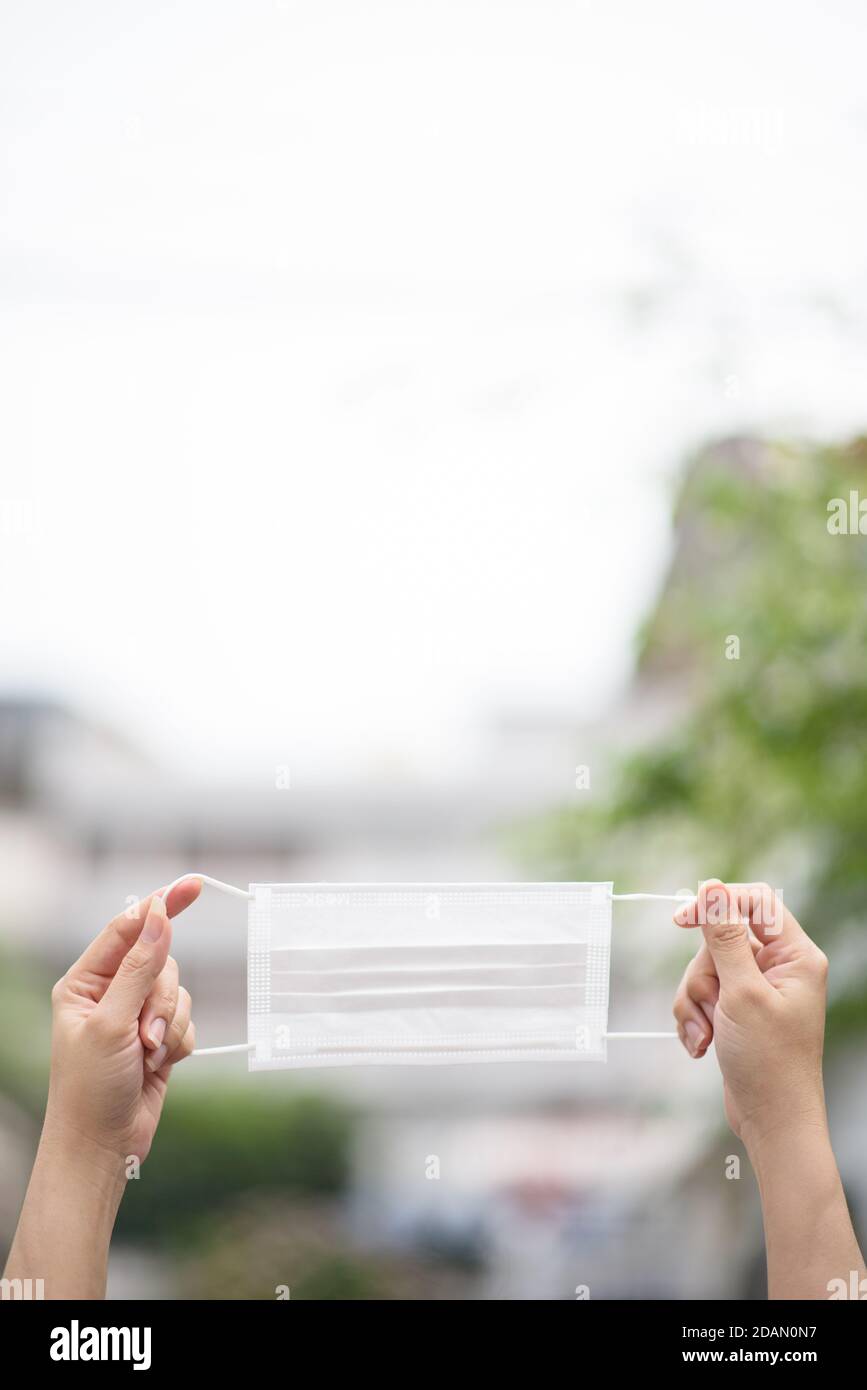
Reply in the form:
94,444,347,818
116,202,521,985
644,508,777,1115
526,437,867,1045
116,1086,353,1246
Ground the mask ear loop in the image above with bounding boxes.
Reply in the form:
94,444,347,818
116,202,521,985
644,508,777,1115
604,890,696,1040
158,874,255,1056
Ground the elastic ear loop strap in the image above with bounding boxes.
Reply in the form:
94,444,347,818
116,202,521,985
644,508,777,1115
158,874,255,1055
156,877,695,1054
607,892,694,1038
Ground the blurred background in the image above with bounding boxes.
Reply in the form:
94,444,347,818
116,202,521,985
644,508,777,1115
2,0,867,1298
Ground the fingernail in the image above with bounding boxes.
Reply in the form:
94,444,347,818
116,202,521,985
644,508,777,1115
146,1043,168,1071
141,897,165,943
674,907,687,924
148,1018,167,1048
684,1021,705,1057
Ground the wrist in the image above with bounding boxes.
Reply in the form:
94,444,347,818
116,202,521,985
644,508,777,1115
738,1097,862,1301
741,1094,831,1176
38,1110,127,1216
5,1111,127,1299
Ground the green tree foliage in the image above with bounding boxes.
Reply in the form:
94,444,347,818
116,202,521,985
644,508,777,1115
530,437,867,1045
115,1086,353,1245
177,1197,477,1300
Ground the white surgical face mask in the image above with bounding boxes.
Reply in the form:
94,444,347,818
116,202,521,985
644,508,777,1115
158,876,688,1066
248,881,612,1067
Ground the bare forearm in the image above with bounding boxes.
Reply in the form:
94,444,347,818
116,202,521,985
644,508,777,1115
746,1116,865,1300
4,1120,125,1300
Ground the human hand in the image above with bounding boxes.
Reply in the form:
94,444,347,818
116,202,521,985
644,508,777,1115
671,879,829,1147
44,879,201,1168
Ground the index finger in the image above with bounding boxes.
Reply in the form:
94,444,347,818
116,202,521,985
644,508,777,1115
71,878,203,979
728,882,807,947
674,880,804,947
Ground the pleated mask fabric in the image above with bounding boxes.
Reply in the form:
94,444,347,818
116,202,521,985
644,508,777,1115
245,882,613,1068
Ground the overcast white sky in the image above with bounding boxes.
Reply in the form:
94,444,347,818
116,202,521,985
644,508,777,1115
3,0,867,786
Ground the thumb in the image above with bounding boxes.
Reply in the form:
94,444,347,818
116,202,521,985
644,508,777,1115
97,897,171,1028
696,880,768,998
